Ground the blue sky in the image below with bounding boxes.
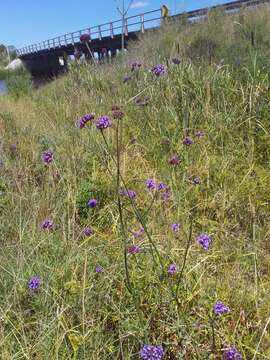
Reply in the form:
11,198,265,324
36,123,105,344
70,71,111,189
1,0,231,49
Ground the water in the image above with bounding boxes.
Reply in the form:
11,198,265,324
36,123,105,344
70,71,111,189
0,80,7,95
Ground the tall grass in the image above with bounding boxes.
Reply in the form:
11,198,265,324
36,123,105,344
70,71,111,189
0,67,32,98
0,5,269,359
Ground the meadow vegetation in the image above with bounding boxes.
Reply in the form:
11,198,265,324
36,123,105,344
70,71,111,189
0,67,32,98
0,5,270,359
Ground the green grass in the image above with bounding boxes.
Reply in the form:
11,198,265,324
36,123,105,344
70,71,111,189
0,5,270,359
0,66,32,98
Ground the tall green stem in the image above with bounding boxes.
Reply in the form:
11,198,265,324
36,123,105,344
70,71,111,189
115,123,132,293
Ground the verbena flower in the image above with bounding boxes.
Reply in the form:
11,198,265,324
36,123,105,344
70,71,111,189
158,182,168,191
197,233,212,250
112,110,124,120
131,227,144,238
192,176,201,185
42,150,53,164
123,74,131,83
95,266,103,273
195,131,205,138
151,64,166,76
172,57,181,65
77,113,95,129
140,344,165,360
169,155,180,166
80,33,90,42
183,136,193,146
120,189,137,199
222,347,242,360
95,115,112,130
28,276,41,290
127,245,141,254
41,219,55,231
168,264,178,274
131,62,141,71
171,223,180,232
214,302,230,315
146,178,157,191
83,227,93,237
87,198,97,208
162,191,171,202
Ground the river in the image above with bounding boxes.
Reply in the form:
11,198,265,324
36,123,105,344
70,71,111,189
0,80,7,95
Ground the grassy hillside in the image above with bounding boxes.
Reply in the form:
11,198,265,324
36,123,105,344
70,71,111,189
0,5,270,359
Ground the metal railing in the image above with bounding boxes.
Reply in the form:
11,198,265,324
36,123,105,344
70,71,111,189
16,8,162,56
16,0,270,57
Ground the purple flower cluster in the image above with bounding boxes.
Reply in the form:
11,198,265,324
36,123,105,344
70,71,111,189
123,74,131,83
28,276,41,290
172,57,181,65
151,64,166,76
127,245,141,254
131,62,142,71
131,227,145,238
171,223,180,232
195,130,204,138
158,182,168,191
169,155,181,166
41,219,55,231
95,115,112,130
183,136,193,146
197,233,212,250
146,179,169,193
112,109,125,120
146,178,157,191
140,345,164,360
168,264,178,274
42,150,54,164
222,347,242,360
120,189,137,199
162,191,171,202
84,227,93,237
87,198,97,208
214,302,230,315
191,176,201,185
95,266,103,273
145,178,171,201
80,33,90,42
77,113,95,129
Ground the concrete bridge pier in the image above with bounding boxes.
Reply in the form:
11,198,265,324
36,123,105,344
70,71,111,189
22,52,68,77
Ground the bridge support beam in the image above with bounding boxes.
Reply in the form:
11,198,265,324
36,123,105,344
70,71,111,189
22,52,68,77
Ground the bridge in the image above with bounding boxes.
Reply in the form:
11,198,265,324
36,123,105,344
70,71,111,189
16,0,268,77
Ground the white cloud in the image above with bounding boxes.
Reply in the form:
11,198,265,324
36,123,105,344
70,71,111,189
130,1,149,9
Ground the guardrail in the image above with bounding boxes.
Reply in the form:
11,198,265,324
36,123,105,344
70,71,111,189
16,8,162,56
17,0,270,57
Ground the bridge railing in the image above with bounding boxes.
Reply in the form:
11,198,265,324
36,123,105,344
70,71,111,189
16,8,162,56
16,0,270,57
